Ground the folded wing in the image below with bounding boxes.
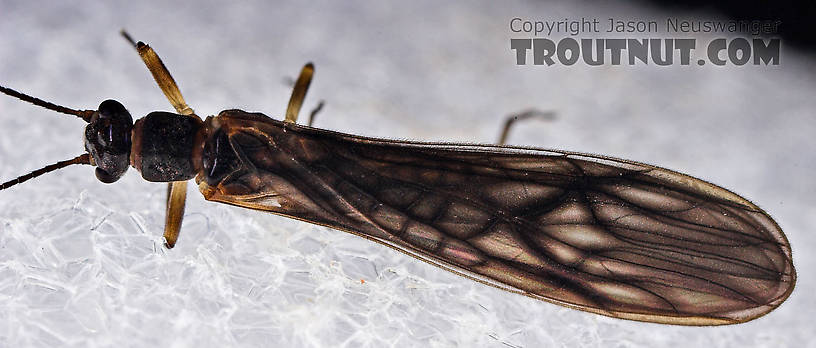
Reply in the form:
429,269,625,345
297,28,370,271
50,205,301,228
199,114,795,325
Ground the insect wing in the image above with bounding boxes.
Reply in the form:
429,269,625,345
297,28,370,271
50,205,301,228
198,112,795,325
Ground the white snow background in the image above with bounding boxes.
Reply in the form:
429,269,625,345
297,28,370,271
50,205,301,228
0,1,813,347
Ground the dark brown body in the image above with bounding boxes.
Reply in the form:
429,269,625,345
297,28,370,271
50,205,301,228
0,34,790,328
195,110,794,325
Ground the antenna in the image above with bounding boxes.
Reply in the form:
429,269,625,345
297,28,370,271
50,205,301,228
0,154,92,191
0,85,94,122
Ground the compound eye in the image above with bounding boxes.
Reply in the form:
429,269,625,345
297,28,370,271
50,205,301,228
95,100,132,148
94,167,119,183
98,100,130,120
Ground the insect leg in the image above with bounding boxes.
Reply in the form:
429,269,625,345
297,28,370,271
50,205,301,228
284,63,315,123
306,100,325,127
121,30,195,248
496,109,556,145
120,31,195,116
163,181,187,248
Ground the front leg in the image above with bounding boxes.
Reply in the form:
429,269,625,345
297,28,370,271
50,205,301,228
121,30,199,248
